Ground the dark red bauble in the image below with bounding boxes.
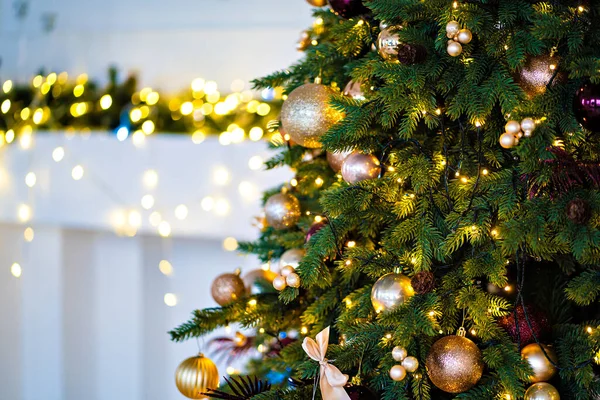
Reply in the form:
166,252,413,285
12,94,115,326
498,303,550,347
328,0,369,18
345,385,378,400
574,83,600,132
306,220,327,243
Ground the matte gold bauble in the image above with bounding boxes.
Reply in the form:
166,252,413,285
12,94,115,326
425,334,484,393
306,0,327,6
377,26,402,61
402,356,419,372
280,83,344,148
521,343,558,383
446,21,460,38
499,132,517,149
279,248,305,270
392,346,408,362
456,29,472,44
505,120,521,135
175,354,219,399
286,272,301,288
518,54,558,98
327,149,354,172
389,365,407,381
211,272,246,306
280,265,295,277
447,40,462,57
524,382,561,400
242,268,277,295
273,275,287,291
265,193,301,230
371,273,415,313
341,153,381,184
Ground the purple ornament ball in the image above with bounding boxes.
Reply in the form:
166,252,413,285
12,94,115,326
306,220,327,243
328,0,369,19
574,83,600,132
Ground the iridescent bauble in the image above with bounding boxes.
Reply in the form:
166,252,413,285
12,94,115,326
402,356,419,372
521,343,558,383
279,248,305,271
327,149,354,172
377,26,402,61
328,0,369,19
343,80,366,100
243,268,277,295
574,83,600,132
265,193,301,230
280,83,344,148
175,354,219,399
211,272,246,306
425,335,484,393
370,273,415,313
306,220,327,242
518,54,558,98
389,365,407,381
498,303,549,346
524,382,561,400
307,0,327,6
342,153,381,184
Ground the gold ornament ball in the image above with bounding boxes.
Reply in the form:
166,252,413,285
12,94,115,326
402,356,419,373
392,346,408,362
280,265,296,277
343,80,366,100
499,132,517,149
243,268,277,295
265,193,301,230
457,29,472,44
505,120,522,135
327,150,354,172
521,344,558,383
389,365,407,381
425,335,484,393
377,27,402,61
280,83,344,148
521,118,536,134
518,54,558,98
297,31,312,51
286,272,301,288
447,40,462,57
371,273,415,313
342,153,381,184
211,273,246,306
446,21,460,38
306,0,327,6
273,275,287,291
524,382,561,400
279,248,305,271
175,354,220,399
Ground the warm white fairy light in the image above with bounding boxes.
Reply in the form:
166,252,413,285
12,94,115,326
72,165,84,180
249,127,264,141
143,169,159,189
149,211,162,227
164,293,177,307
214,198,230,216
18,204,32,222
158,221,171,237
100,94,113,110
248,156,264,171
132,130,146,147
175,204,188,220
159,260,173,276
238,181,258,199
213,167,230,185
223,237,238,251
20,132,33,149
25,172,36,188
128,210,142,228
201,196,215,211
141,194,155,210
24,227,34,242
10,262,22,278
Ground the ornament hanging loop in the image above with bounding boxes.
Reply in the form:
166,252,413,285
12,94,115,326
457,327,467,337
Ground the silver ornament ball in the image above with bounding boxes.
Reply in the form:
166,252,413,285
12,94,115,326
371,273,415,313
377,27,402,61
343,80,365,101
341,153,381,184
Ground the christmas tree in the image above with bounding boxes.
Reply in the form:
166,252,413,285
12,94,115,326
170,0,600,398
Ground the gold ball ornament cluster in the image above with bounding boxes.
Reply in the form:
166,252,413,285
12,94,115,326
280,83,344,148
211,272,246,306
342,153,381,184
521,343,558,383
446,21,472,57
371,272,415,313
524,382,561,400
242,268,277,295
279,248,305,271
273,262,301,291
265,193,301,230
175,354,220,399
425,329,484,393
499,118,536,149
389,345,419,381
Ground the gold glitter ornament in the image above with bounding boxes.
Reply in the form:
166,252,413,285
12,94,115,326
280,83,344,148
265,193,301,230
425,330,484,393
371,273,415,313
524,382,561,400
175,354,219,399
517,54,559,98
521,343,558,383
211,272,246,306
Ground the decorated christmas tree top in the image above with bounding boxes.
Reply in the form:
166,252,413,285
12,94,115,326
171,0,600,398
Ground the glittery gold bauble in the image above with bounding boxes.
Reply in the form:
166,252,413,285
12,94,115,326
371,273,415,313
280,83,344,148
243,268,277,295
425,335,484,393
521,343,558,383
524,382,561,400
342,153,381,184
327,149,354,172
279,248,305,270
265,193,301,230
175,354,219,399
211,272,246,306
518,54,558,98
306,0,327,6
377,26,402,61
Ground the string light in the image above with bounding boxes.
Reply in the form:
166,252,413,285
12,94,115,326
191,130,205,144
100,94,112,110
201,196,215,211
10,262,22,278
149,211,162,227
18,204,32,222
247,299,257,307
213,167,230,185
315,177,324,187
159,260,173,276
141,194,155,210
116,127,129,141
71,165,84,180
3,80,13,93
128,210,142,228
25,172,36,188
164,293,177,307
214,198,230,216
143,169,159,188
158,221,171,237
347,241,356,248
223,237,238,251
248,156,264,171
23,227,34,242
1,99,10,114
175,204,188,220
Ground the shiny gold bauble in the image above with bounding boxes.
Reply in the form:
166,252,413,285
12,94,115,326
279,248,305,270
377,26,402,61
392,346,408,362
371,273,415,313
446,21,460,38
273,275,287,291
280,265,295,277
456,29,472,44
521,343,558,383
211,272,246,306
286,272,301,288
242,268,277,295
402,356,419,373
306,0,327,6
389,365,407,381
447,40,462,57
505,120,522,135
524,382,561,400
265,193,301,230
499,132,517,149
280,83,344,148
327,149,354,172
425,335,484,393
518,54,558,98
341,153,381,184
297,31,311,51
175,354,219,399
521,118,536,135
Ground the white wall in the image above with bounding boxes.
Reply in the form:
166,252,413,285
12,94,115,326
0,0,314,90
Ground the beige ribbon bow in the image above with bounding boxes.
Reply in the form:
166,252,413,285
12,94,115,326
302,326,350,400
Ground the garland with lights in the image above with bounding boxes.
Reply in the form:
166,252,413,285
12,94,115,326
0,67,281,145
